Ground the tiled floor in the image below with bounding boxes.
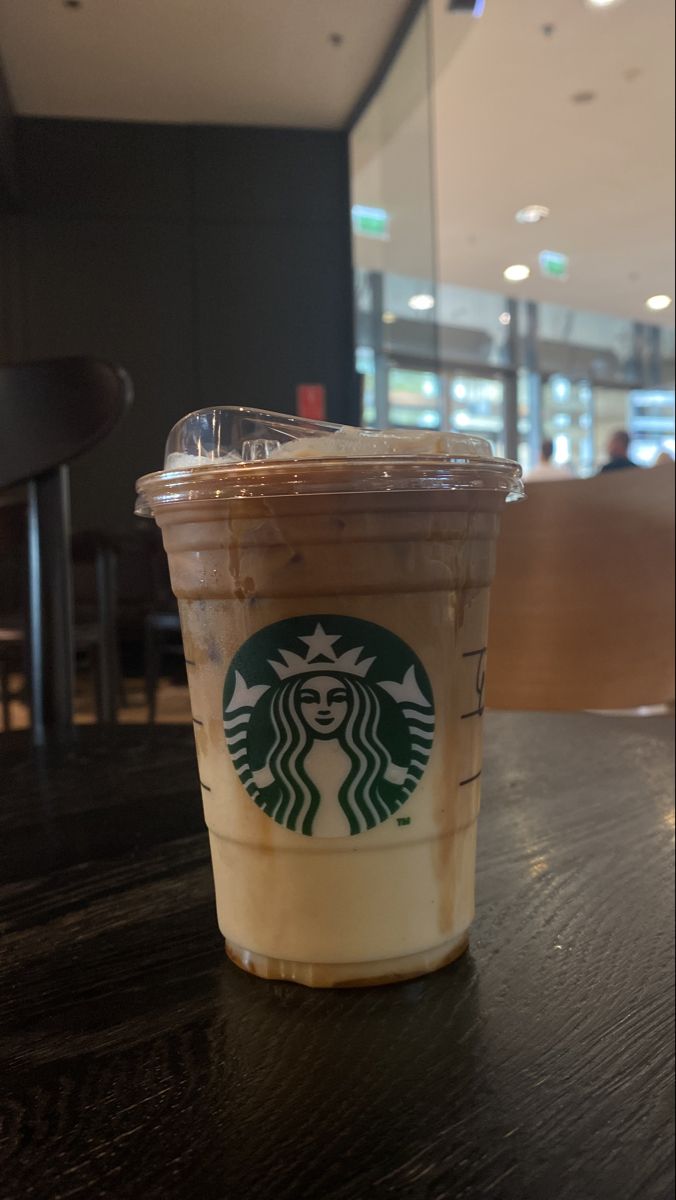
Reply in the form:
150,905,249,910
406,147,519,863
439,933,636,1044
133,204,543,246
0,673,193,732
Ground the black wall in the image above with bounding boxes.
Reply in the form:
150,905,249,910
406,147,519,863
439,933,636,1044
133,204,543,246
0,53,16,207
3,117,355,534
0,54,17,363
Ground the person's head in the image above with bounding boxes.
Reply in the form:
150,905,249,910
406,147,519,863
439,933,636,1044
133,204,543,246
608,430,630,459
541,438,554,463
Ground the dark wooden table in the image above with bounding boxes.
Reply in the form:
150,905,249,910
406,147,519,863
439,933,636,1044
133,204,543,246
1,713,674,1200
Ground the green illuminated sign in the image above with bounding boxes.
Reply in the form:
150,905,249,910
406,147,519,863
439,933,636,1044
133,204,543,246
539,250,569,280
352,205,390,240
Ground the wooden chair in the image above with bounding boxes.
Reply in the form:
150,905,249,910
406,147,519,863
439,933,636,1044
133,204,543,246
71,531,122,727
0,358,132,741
137,527,181,724
0,502,126,732
487,464,675,711
111,527,181,723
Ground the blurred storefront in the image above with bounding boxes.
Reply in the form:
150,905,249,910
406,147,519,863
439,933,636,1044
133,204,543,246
354,273,674,473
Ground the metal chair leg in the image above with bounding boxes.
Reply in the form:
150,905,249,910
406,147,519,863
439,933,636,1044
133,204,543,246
118,665,129,710
95,544,118,725
0,657,11,731
27,467,74,743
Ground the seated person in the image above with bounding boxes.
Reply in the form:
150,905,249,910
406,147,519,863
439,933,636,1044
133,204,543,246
600,430,638,473
525,438,574,482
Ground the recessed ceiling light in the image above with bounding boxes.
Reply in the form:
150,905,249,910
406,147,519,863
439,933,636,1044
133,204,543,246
585,0,625,8
408,293,436,312
498,312,512,326
382,311,397,324
503,264,530,283
515,205,550,224
645,294,672,312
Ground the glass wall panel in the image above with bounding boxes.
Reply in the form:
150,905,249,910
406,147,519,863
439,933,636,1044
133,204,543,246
537,304,637,387
446,373,506,457
437,283,513,370
541,376,595,477
350,4,437,429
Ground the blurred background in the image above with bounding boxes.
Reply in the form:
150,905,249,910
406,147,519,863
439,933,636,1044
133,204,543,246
351,0,674,470
0,0,673,729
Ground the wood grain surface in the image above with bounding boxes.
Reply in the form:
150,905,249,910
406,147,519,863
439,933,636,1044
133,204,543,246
1,715,674,1200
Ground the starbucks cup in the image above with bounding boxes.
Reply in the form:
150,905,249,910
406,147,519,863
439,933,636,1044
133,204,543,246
136,408,523,987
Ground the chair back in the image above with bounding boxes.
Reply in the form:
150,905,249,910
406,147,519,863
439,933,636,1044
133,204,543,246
0,358,132,739
0,358,132,488
0,496,26,619
487,464,675,710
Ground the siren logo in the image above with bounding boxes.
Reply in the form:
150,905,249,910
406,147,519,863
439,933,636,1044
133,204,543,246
222,616,435,838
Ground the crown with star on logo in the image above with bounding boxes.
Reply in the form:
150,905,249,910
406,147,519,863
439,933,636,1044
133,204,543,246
268,623,375,680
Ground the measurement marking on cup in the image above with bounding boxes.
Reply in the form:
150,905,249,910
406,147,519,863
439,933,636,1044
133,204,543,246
459,770,482,787
462,646,487,720
199,779,212,792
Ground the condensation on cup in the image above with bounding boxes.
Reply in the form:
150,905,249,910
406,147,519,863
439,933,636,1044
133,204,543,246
136,408,524,987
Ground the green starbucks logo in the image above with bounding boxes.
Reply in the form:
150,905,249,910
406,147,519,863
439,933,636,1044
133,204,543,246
223,615,435,838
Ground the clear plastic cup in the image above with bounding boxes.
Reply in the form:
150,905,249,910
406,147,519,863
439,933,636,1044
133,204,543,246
136,408,524,987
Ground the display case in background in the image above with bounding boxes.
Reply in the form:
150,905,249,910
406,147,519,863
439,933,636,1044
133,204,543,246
628,390,676,464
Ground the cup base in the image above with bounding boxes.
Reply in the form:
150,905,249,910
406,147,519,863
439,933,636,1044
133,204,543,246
225,931,470,988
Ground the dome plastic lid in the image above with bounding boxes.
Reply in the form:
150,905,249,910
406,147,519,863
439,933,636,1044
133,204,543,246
135,406,524,515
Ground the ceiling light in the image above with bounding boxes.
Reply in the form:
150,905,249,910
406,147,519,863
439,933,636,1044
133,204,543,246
645,294,672,312
408,293,436,312
498,312,511,326
381,311,397,324
515,205,550,225
585,0,625,8
503,264,530,283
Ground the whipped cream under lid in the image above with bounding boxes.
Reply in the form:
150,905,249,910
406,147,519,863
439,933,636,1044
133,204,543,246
135,406,524,515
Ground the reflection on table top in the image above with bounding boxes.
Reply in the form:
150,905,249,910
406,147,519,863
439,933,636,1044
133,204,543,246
1,712,674,1200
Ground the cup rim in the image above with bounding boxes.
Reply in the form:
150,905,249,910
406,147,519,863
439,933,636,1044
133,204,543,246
135,454,525,517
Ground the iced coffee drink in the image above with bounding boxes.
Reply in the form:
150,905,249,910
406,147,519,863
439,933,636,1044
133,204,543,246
136,409,523,987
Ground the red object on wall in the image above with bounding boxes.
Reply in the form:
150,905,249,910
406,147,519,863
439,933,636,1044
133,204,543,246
296,384,326,421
